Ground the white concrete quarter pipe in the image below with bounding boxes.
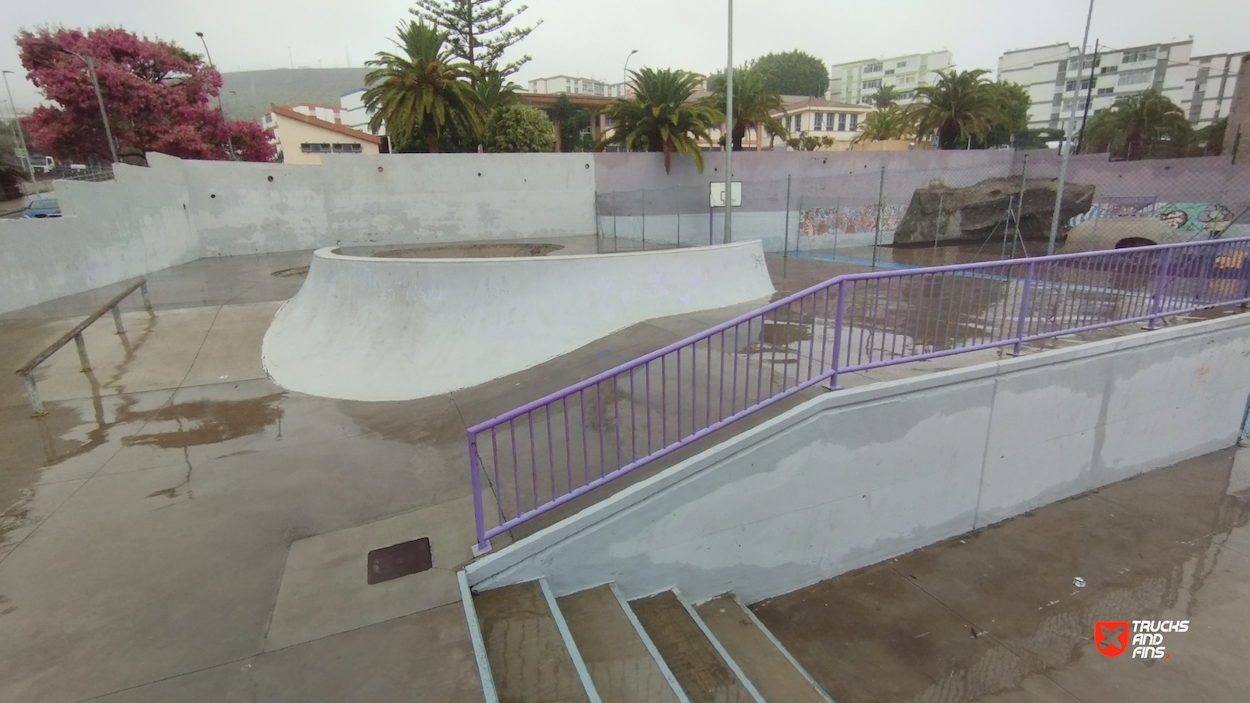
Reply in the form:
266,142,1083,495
262,242,775,401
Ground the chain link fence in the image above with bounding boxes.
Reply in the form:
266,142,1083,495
594,152,1250,268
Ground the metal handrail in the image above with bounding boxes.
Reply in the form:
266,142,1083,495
15,278,151,415
465,237,1250,553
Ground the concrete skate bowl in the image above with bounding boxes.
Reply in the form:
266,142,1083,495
261,242,775,401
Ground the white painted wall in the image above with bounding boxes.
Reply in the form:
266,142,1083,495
261,241,775,401
466,315,1250,603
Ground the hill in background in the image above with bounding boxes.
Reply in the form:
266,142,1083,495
220,68,370,121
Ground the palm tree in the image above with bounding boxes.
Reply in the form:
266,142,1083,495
910,69,1006,149
706,68,788,151
597,67,723,173
853,104,916,143
1081,89,1192,157
363,21,485,153
868,85,900,109
475,66,521,111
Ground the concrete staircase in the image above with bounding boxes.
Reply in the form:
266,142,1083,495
469,580,833,703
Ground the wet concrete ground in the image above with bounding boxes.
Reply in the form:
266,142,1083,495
0,242,1244,702
0,243,852,702
753,447,1250,703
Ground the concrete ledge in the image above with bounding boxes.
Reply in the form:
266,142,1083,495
466,313,1250,602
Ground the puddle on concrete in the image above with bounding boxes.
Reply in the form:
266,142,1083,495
372,243,564,259
123,393,286,449
271,266,310,278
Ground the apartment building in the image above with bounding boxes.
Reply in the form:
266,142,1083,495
828,51,953,105
997,39,1244,132
526,75,628,98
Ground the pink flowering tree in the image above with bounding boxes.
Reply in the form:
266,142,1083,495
16,27,274,163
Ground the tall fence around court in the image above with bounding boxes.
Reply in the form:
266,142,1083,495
467,236,1250,553
593,154,1250,262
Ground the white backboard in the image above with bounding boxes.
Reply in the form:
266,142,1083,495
709,181,742,207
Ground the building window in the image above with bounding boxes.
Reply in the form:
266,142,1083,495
899,74,916,85
849,114,858,131
1097,87,1114,95
1122,48,1157,64
1100,65,1117,74
791,114,800,130
1065,80,1077,92
1118,69,1153,86
897,60,908,68
814,112,823,130
301,142,363,154
885,69,895,76
837,113,847,131
862,79,881,90
826,113,835,130
864,62,883,73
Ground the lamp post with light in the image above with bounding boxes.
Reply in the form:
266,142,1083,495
197,31,238,160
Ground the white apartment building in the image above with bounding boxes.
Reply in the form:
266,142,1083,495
526,75,627,98
339,90,369,132
997,39,1244,132
828,51,953,105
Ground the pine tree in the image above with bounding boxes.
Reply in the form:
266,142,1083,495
410,0,541,76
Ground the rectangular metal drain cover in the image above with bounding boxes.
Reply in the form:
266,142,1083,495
367,537,432,585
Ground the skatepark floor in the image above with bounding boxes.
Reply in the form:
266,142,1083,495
1,242,1246,702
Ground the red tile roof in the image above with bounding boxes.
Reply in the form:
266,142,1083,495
268,105,382,145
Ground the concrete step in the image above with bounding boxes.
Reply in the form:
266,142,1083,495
694,595,833,703
474,580,595,703
557,585,685,703
629,591,762,703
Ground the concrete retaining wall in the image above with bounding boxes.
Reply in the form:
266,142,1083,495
0,152,597,315
466,314,1250,603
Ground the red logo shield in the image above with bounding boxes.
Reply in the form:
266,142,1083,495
1095,621,1129,658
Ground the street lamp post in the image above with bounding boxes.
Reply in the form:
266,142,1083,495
197,32,238,161
622,49,638,97
66,52,119,164
1,71,35,180
1048,0,1096,255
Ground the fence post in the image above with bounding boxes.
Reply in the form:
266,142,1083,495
469,432,491,556
640,188,646,249
23,373,45,416
675,188,681,248
73,333,91,372
1147,248,1175,329
1012,262,1036,355
872,166,886,269
783,174,791,259
140,280,151,309
830,280,846,389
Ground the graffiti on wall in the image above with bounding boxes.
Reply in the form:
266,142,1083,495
799,205,908,237
1069,198,1234,238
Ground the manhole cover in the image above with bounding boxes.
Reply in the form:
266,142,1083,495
271,266,310,278
367,537,432,585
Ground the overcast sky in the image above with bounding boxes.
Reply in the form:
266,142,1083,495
2,0,1246,113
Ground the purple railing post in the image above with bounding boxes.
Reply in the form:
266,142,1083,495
829,280,846,389
1012,262,1035,355
1147,248,1175,330
468,431,491,555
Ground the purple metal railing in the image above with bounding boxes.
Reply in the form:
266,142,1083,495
467,237,1250,553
